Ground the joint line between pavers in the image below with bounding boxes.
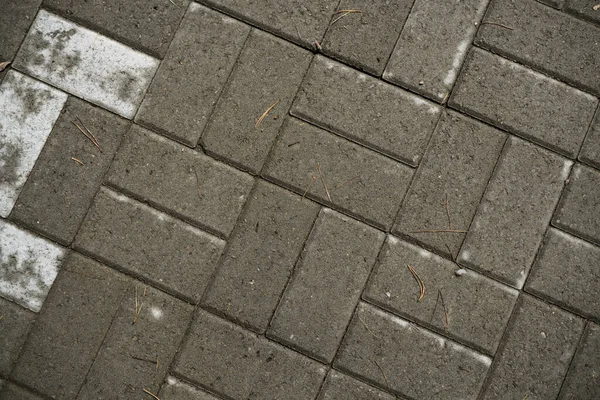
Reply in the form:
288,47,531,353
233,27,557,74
380,0,419,79
555,319,591,399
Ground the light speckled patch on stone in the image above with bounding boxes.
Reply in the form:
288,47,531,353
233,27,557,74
14,10,159,118
0,70,68,218
0,220,65,312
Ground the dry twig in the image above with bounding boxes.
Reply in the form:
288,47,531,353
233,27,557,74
133,286,147,325
439,289,449,330
317,163,332,202
255,99,280,128
481,21,513,30
143,388,161,400
0,61,10,73
71,119,102,152
303,165,319,198
445,194,452,229
358,315,379,339
373,360,389,389
193,168,202,198
71,157,84,166
410,229,468,234
407,265,425,301
335,175,361,190
314,40,322,50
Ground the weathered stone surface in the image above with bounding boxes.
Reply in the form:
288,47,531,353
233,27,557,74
558,322,600,400
0,298,35,376
159,377,220,400
318,370,395,400
0,0,42,62
579,108,600,169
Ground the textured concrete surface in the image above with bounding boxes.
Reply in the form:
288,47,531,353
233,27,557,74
1,1,599,399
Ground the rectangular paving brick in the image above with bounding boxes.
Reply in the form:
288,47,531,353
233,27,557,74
0,0,42,61
526,228,600,321
579,108,600,169
174,309,326,400
74,188,225,303
458,136,571,289
264,117,413,230
0,298,35,376
480,295,584,400
383,0,488,101
43,0,190,57
11,96,129,245
202,180,319,333
318,370,395,400
201,29,312,173
159,376,219,400
291,56,441,166
136,3,250,147
565,0,600,25
0,70,67,218
0,384,44,400
10,252,128,400
393,110,506,258
475,0,600,95
78,286,193,399
559,322,600,400
335,302,491,399
14,10,159,119
106,125,253,238
553,163,600,246
450,48,597,158
365,236,518,355
322,0,413,75
267,208,385,362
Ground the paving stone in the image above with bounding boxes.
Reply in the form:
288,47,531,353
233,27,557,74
0,298,36,376
526,228,600,321
565,0,600,25
264,118,413,230
458,137,571,289
136,3,250,147
78,286,193,400
321,0,413,75
0,70,67,218
268,208,384,362
480,295,584,400
450,48,597,158
559,322,600,400
74,188,225,303
201,29,312,173
0,0,42,61
291,56,441,166
174,309,326,400
159,376,219,400
317,370,395,400
106,125,253,238
0,220,65,312
202,180,320,333
43,0,190,57
200,0,338,48
393,110,506,257
0,384,44,400
364,236,518,355
10,96,129,245
335,302,491,399
579,108,600,169
553,163,600,245
536,0,563,8
10,252,128,399
383,0,488,101
14,10,159,119
475,0,600,95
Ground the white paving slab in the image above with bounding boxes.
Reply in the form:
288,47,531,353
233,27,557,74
0,220,65,312
0,70,68,218
14,10,159,118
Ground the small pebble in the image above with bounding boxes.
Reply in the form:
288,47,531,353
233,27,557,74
385,291,391,298
418,80,424,85
455,269,467,277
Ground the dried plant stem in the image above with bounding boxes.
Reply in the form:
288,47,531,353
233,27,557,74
407,265,425,301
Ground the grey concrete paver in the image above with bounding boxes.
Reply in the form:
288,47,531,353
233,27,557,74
479,295,585,400
565,0,600,25
174,309,326,400
202,180,320,333
538,0,564,8
0,0,42,62
0,384,44,400
0,298,35,376
317,370,395,400
267,208,385,363
559,322,600,400
579,108,600,169
159,376,220,400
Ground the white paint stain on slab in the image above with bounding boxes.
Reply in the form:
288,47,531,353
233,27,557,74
443,38,471,87
0,70,68,218
14,10,159,118
0,220,65,312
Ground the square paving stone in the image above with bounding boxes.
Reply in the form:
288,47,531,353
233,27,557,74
201,29,312,173
565,0,600,25
291,55,441,166
335,302,491,399
364,236,518,355
0,0,42,62
394,110,506,258
458,136,570,288
159,376,219,400
174,309,327,400
136,3,250,147
526,228,600,321
450,47,597,158
14,10,159,119
77,285,194,399
202,180,320,333
106,125,253,238
43,0,190,58
558,322,600,400
0,384,44,400
553,163,600,245
321,0,412,75
11,252,128,400
74,187,225,303
480,295,584,400
264,117,414,230
267,208,385,363
0,298,36,376
475,0,600,95
11,96,129,245
317,370,395,400
579,108,600,169
383,0,489,101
